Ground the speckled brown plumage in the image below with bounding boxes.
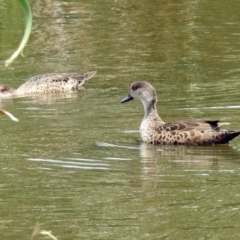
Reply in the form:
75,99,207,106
0,71,97,97
121,81,240,145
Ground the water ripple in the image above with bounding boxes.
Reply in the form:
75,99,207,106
28,157,110,170
179,105,240,110
95,141,140,150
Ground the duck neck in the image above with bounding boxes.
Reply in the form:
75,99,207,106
9,88,17,96
143,99,164,123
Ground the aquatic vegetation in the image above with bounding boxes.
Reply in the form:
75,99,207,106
31,223,58,240
0,109,18,122
5,0,32,67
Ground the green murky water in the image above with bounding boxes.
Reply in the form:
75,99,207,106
1,0,240,239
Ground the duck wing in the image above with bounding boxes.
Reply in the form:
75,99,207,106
156,120,240,144
158,120,225,132
25,71,96,85
17,71,97,94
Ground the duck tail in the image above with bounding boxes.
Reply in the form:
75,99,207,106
76,71,97,87
220,130,240,144
84,71,97,81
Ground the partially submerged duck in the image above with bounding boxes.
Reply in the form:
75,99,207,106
0,71,97,97
121,81,240,145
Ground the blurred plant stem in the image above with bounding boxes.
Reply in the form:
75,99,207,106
5,0,32,67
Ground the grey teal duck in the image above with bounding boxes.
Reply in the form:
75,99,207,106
121,81,240,145
0,71,97,97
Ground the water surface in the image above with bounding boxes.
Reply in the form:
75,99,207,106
1,0,240,239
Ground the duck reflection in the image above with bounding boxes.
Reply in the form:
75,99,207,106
140,142,239,165
19,91,80,104
139,143,240,189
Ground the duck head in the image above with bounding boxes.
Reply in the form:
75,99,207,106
121,81,157,104
0,84,15,97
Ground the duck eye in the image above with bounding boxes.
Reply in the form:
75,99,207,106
0,86,9,93
132,83,139,91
